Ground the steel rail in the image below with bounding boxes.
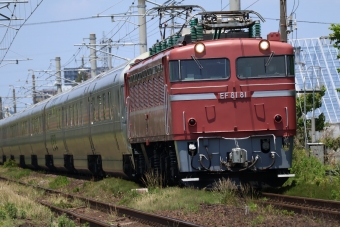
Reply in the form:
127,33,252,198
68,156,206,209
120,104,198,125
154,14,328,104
39,200,113,227
0,176,203,227
261,192,340,219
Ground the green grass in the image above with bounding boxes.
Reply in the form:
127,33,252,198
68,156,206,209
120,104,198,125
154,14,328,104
1,167,31,180
126,187,222,213
48,176,69,189
81,177,141,199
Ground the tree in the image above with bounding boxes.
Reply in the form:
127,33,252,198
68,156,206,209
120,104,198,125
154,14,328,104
329,24,340,73
75,71,89,83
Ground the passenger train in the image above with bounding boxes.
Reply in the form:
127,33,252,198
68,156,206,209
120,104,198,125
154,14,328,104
0,7,296,187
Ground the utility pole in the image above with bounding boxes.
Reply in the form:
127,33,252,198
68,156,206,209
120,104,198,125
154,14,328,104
108,39,112,69
12,88,16,114
280,0,287,42
230,0,241,10
138,0,147,54
90,33,97,78
0,97,2,119
171,2,175,35
55,57,62,94
32,74,37,104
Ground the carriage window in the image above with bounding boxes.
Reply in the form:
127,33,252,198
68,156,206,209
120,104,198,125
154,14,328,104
103,93,106,120
97,95,102,121
108,92,113,120
236,55,294,79
80,102,83,125
92,97,96,122
170,58,230,82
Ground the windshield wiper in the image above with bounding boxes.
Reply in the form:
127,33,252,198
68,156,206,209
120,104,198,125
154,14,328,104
191,55,203,69
265,51,275,67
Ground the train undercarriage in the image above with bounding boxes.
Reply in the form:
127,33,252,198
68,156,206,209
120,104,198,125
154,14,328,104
1,137,294,188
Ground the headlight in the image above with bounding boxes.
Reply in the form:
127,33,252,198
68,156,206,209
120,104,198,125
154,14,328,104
259,40,270,50
195,42,205,54
188,118,197,126
274,114,282,123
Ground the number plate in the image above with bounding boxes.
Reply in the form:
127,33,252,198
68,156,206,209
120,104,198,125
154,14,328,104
218,92,247,99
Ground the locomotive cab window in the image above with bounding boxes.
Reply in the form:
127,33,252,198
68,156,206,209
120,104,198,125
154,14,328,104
236,55,294,79
169,58,230,82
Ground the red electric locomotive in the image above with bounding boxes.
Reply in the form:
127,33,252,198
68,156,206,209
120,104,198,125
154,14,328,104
124,6,296,187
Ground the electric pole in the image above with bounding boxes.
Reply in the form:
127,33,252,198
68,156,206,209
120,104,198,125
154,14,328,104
90,33,98,78
12,88,16,114
108,39,112,69
55,57,62,94
0,97,2,119
230,0,240,10
138,0,147,54
280,0,287,42
32,74,37,104
171,2,175,35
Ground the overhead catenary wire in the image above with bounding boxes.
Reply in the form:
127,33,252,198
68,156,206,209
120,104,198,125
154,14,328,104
0,0,45,66
244,0,260,10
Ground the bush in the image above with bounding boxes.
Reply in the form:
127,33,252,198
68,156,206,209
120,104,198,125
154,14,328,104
19,209,26,219
49,176,69,189
57,214,75,227
3,159,17,168
288,149,327,185
4,202,17,219
212,178,237,204
0,209,6,220
141,170,164,189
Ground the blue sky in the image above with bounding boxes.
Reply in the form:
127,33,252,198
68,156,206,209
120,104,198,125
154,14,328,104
0,0,339,111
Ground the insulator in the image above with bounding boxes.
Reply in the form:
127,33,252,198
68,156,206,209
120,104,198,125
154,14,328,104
190,18,198,26
152,45,156,55
196,23,204,40
190,27,197,42
252,21,261,38
155,42,162,53
190,18,199,42
149,48,154,55
161,40,167,50
168,36,174,47
249,26,253,38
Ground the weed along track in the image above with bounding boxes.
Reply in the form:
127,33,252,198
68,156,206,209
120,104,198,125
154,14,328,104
261,192,340,219
2,167,340,227
0,176,204,227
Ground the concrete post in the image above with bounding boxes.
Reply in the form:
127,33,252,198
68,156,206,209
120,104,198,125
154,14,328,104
108,39,112,69
32,74,37,104
0,97,2,119
90,33,97,78
230,0,241,10
138,0,147,54
280,0,287,42
55,57,62,94
13,88,16,114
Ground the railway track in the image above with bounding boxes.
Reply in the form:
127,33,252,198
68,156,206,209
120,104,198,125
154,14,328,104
260,192,340,220
0,176,203,227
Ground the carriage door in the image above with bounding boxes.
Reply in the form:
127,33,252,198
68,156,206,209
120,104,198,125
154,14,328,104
62,96,69,153
88,84,96,153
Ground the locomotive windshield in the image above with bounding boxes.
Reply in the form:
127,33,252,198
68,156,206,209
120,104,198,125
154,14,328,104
169,58,230,82
236,55,294,79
